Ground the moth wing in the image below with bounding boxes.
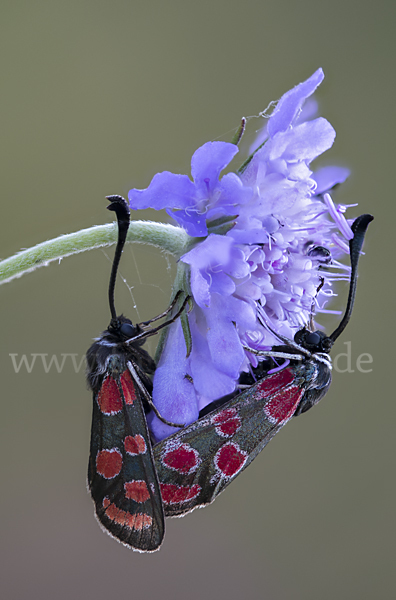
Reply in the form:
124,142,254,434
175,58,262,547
88,368,164,552
154,367,305,517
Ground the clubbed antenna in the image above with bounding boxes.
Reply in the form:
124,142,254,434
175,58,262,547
106,195,130,320
328,213,374,345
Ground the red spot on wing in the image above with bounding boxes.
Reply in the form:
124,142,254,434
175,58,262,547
96,449,123,479
120,370,136,405
124,512,137,529
142,514,153,528
256,368,295,397
124,435,147,455
114,508,127,525
214,442,247,478
97,377,122,415
216,418,241,437
130,513,152,530
162,443,201,474
104,501,120,521
213,408,237,423
213,408,241,437
124,480,150,503
264,385,304,424
160,483,201,505
102,498,152,531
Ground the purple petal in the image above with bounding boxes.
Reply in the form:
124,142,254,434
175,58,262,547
235,278,261,300
166,207,208,237
227,247,251,279
189,267,211,308
191,142,239,194
189,320,237,400
295,97,319,124
128,171,195,210
219,292,257,332
229,228,270,244
217,173,252,208
206,320,245,378
182,234,233,271
182,235,235,307
210,271,236,295
313,166,350,194
204,298,246,378
203,292,256,368
270,118,335,163
149,321,199,441
268,69,324,137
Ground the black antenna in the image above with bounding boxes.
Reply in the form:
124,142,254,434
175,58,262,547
106,195,130,320
328,213,373,345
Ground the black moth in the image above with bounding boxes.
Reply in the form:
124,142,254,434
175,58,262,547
86,195,187,552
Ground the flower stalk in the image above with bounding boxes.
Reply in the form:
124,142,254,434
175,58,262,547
0,220,189,286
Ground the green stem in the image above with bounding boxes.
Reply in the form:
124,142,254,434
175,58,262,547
0,220,190,286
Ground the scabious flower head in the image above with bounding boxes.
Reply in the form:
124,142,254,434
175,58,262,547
129,68,355,441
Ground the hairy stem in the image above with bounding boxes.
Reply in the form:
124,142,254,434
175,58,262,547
0,220,190,285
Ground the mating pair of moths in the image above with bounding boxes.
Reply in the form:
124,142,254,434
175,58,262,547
86,195,373,552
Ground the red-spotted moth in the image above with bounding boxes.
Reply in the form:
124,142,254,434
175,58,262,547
153,214,373,518
86,196,187,552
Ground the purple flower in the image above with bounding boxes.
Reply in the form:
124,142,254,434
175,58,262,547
129,69,355,441
129,142,251,237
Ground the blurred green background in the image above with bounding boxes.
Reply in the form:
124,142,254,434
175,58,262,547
1,1,394,599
